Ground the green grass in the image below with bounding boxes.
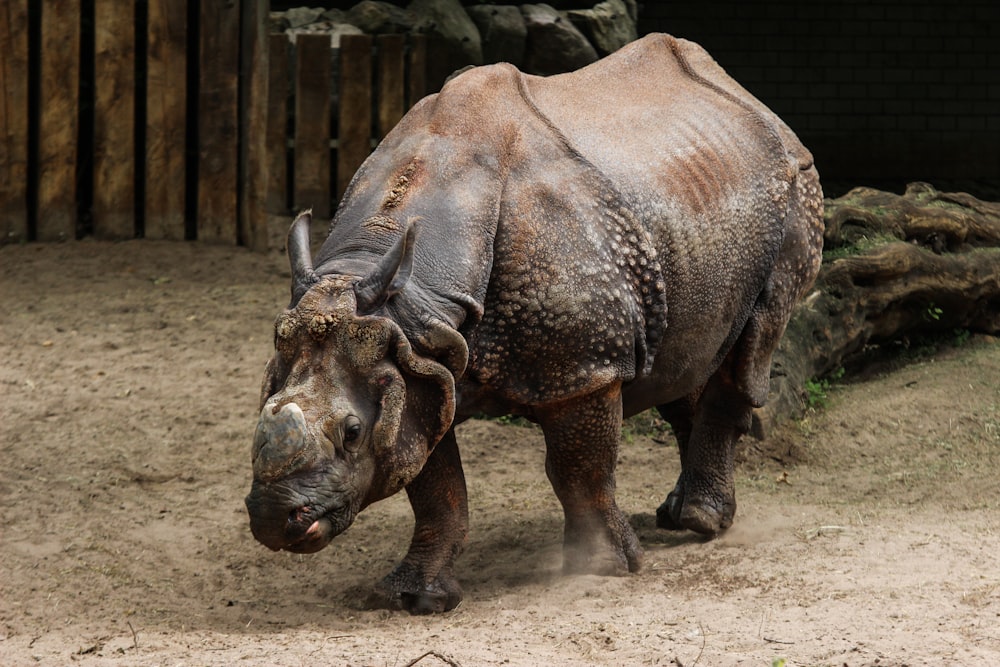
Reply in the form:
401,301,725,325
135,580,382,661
622,408,672,444
805,367,845,410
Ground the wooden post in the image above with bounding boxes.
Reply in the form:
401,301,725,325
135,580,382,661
93,0,135,239
376,34,405,140
197,0,240,244
37,0,81,242
336,34,372,203
145,0,187,241
265,33,289,249
238,0,269,251
293,33,333,221
406,34,427,111
0,0,29,244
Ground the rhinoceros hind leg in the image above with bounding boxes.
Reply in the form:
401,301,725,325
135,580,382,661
655,482,736,535
654,482,684,531
369,429,468,614
654,397,695,531
654,378,746,536
653,168,824,537
539,383,643,575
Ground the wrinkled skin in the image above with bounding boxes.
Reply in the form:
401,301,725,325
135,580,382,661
245,34,824,614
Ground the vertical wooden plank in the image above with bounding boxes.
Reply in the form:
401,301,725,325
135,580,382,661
376,34,404,140
145,0,186,241
92,0,135,239
265,33,289,249
406,34,427,111
0,0,29,243
197,0,240,244
238,0,269,251
294,33,332,220
336,34,372,202
37,0,81,242
424,37,451,97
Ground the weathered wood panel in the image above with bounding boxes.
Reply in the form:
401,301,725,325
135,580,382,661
145,0,187,241
15,6,429,249
376,34,405,140
93,0,135,239
336,34,372,202
238,0,269,251
294,33,332,220
265,33,290,249
37,0,81,242
197,0,240,244
0,1,29,243
407,34,427,110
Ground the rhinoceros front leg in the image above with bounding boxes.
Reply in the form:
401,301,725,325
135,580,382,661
656,377,748,535
538,383,643,575
370,428,469,614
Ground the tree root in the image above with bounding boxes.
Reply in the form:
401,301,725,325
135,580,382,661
755,183,1000,436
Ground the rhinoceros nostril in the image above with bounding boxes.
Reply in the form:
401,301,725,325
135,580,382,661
288,506,311,526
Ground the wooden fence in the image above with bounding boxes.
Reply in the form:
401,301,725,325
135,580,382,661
271,30,430,249
0,1,431,250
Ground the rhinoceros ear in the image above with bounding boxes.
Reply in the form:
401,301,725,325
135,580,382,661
355,221,417,314
288,210,319,306
387,323,460,475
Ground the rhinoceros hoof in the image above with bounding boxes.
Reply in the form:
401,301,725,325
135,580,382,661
656,489,733,536
369,562,463,615
562,545,635,576
562,514,643,576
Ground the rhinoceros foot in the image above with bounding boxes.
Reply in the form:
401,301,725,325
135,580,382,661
368,561,463,615
561,505,643,576
655,481,734,536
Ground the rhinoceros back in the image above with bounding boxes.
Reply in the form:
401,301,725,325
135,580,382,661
510,34,816,401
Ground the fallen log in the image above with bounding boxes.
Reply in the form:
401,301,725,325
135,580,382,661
755,183,1000,436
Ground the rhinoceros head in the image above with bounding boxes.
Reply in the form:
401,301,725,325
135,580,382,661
245,212,458,553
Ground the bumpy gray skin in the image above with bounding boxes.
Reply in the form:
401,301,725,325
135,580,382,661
245,33,824,615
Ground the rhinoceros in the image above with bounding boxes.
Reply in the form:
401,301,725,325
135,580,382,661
245,33,823,613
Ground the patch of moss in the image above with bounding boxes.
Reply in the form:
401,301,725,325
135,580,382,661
822,233,900,261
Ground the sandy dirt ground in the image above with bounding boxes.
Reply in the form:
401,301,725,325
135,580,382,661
2,239,999,667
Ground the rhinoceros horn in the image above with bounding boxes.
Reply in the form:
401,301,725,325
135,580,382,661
288,210,319,306
355,221,418,314
252,401,314,482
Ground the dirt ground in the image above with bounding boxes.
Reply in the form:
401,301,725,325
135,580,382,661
2,239,998,667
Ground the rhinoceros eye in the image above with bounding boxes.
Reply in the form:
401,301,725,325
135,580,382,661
343,416,363,450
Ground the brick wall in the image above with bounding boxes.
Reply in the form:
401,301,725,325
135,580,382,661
638,0,1000,197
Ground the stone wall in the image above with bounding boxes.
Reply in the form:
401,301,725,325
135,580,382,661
271,0,638,84
639,0,1000,197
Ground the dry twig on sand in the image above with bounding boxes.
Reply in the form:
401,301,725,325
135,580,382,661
402,650,463,667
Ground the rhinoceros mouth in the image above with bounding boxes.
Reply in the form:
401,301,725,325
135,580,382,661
282,512,340,554
246,486,358,554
